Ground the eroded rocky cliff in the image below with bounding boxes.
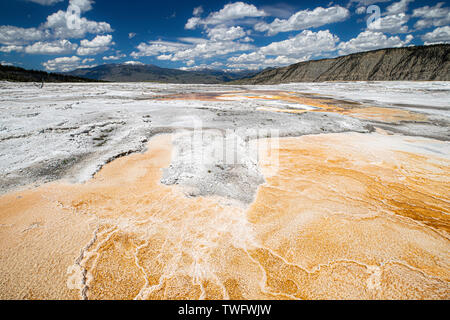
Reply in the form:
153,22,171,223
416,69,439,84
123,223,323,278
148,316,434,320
235,44,450,84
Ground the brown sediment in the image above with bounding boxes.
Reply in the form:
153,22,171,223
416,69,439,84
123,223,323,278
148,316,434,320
155,90,428,123
250,134,450,299
339,106,428,123
256,106,309,114
236,92,428,123
0,133,449,300
374,127,395,135
0,187,96,300
150,91,244,102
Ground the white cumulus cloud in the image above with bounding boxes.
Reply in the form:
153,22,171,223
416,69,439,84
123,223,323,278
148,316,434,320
0,26,48,45
24,39,78,54
254,6,349,36
193,6,203,16
413,2,450,29
386,0,413,15
131,40,191,58
42,55,80,71
26,0,63,5
0,0,112,48
42,55,97,71
367,13,410,33
228,30,340,70
365,0,413,34
260,30,340,58
43,5,112,39
131,37,254,64
0,45,24,53
207,26,247,41
77,34,113,56
103,53,126,60
338,30,413,55
123,61,144,65
421,26,450,44
185,2,266,29
348,0,391,6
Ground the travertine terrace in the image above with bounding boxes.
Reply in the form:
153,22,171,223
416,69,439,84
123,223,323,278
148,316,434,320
0,81,449,299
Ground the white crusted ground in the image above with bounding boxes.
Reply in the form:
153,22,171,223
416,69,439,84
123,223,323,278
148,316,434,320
0,81,448,202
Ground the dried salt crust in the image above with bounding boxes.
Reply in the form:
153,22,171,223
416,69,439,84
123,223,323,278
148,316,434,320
158,90,429,123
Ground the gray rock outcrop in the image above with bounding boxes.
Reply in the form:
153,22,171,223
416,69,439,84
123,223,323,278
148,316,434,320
236,44,450,84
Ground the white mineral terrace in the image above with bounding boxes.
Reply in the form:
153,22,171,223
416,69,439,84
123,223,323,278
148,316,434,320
0,81,449,299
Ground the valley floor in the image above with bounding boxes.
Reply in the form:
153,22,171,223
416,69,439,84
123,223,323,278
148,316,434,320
0,81,449,299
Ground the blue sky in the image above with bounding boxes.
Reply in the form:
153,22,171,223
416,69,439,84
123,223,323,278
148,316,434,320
0,0,449,72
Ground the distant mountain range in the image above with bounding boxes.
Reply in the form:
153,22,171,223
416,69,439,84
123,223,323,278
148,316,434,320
2,44,448,84
65,63,260,84
234,44,450,84
0,65,101,83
